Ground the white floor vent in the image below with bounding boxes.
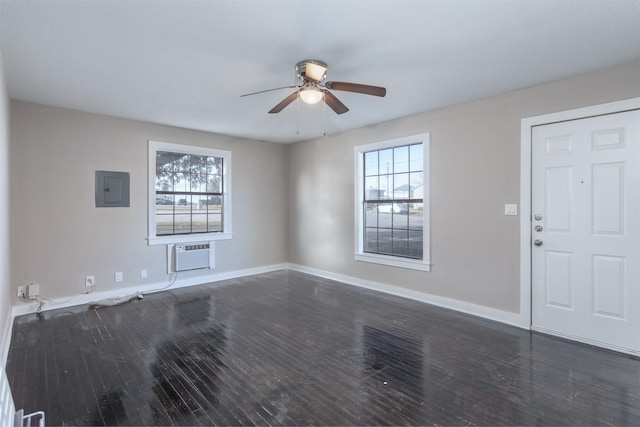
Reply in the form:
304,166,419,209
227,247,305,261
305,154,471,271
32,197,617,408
14,409,45,427
169,242,214,272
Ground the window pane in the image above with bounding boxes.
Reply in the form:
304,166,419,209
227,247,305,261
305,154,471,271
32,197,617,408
393,173,409,199
173,172,188,193
364,203,378,227
156,195,174,206
207,175,222,193
408,230,423,258
364,176,379,200
208,213,222,232
174,204,190,220
364,151,378,176
176,195,193,207
176,154,192,172
409,203,423,230
156,213,174,235
392,206,409,229
409,144,423,172
156,174,171,192
193,154,210,173
157,151,180,171
377,228,393,255
394,145,409,173
392,229,409,257
191,204,207,227
191,213,207,233
378,149,393,175
378,206,392,227
409,172,423,194
364,228,378,253
173,215,192,234
207,157,223,175
187,174,202,193
379,174,393,198
206,197,222,211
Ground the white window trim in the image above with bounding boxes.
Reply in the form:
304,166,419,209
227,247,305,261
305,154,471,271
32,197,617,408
147,140,232,246
354,133,431,271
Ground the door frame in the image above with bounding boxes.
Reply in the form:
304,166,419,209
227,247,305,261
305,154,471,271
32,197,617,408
518,98,640,337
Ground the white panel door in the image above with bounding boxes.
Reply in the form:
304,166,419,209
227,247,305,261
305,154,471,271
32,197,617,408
532,109,640,353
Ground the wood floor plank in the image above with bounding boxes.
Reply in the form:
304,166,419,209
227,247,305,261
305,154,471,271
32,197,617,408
6,269,640,426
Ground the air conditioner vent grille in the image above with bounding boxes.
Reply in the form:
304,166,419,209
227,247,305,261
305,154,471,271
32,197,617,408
174,242,212,271
181,243,210,251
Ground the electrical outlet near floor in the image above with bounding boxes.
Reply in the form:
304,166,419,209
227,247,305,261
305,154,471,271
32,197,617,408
115,272,123,282
17,285,26,298
85,276,95,287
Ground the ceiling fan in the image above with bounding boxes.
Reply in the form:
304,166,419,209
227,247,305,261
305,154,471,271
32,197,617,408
241,60,386,115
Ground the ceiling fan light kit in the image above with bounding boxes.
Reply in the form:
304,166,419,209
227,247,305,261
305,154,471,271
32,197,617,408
242,59,386,115
299,85,323,104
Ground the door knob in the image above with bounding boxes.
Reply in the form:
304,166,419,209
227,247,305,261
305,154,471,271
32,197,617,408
534,239,543,246
535,225,543,232
534,214,543,221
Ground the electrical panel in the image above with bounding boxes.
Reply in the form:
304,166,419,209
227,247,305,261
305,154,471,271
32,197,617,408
95,171,130,207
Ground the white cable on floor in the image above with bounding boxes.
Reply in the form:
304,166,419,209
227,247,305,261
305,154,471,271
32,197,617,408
88,292,143,309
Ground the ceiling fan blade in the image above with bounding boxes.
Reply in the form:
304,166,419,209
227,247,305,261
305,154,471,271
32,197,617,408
324,81,386,97
268,92,299,114
323,91,349,115
241,85,298,97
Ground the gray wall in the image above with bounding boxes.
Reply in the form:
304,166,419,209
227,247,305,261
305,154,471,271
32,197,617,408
0,40,11,356
7,61,640,318
288,60,640,314
9,102,289,303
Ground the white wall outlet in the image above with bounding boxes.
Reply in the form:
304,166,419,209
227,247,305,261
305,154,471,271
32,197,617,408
140,269,147,279
85,276,95,287
115,272,123,282
17,285,26,298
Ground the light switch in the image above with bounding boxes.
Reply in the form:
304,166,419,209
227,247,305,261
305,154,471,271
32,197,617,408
504,204,518,216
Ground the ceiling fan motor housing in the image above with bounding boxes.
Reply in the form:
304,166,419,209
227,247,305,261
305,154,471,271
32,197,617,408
296,60,328,83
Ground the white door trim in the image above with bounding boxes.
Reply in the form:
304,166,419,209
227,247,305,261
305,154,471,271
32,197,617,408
519,98,640,331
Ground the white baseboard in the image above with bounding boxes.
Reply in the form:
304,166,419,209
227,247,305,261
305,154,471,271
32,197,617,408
287,263,529,329
10,263,288,318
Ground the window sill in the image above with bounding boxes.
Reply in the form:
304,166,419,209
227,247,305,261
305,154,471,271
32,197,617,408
354,253,431,272
148,232,232,246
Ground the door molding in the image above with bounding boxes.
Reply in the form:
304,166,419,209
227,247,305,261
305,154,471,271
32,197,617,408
519,98,640,331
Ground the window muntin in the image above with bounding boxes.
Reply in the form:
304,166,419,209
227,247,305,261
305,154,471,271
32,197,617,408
355,134,430,271
148,141,231,245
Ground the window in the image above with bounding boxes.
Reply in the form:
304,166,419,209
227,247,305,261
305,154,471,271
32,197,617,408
148,141,231,245
354,133,430,271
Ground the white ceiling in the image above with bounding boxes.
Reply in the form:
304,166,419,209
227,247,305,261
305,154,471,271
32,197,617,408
1,0,639,144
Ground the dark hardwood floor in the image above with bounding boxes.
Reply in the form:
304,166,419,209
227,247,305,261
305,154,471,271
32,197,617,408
6,269,640,426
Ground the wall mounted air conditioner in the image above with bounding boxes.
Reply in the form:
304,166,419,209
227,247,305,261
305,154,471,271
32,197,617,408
167,242,214,273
